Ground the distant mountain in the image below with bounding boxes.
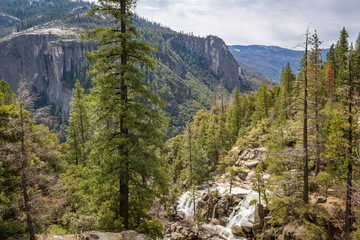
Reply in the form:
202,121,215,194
228,45,328,82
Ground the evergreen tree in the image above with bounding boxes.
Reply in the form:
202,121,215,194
83,0,167,230
251,81,269,124
335,27,349,82
279,62,296,118
308,30,324,175
229,87,242,143
66,80,90,166
302,29,310,204
0,80,15,105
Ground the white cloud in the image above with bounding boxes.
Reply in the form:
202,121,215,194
135,0,360,48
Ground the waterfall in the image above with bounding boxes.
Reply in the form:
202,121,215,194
175,183,258,240
211,202,218,220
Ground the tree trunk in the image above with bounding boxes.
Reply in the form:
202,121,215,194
344,51,353,236
20,104,35,240
119,0,129,229
303,30,309,204
315,52,320,175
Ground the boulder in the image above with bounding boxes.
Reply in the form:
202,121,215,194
248,213,255,223
245,160,260,169
211,219,220,225
282,224,305,240
241,221,254,233
255,204,265,225
263,216,272,230
231,224,246,237
219,216,228,226
237,170,248,181
316,196,327,203
253,222,263,236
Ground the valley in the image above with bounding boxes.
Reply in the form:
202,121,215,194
0,0,359,240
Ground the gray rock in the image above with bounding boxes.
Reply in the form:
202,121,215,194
255,203,264,224
237,170,248,181
263,216,272,230
245,160,260,169
231,224,246,237
84,231,153,240
241,221,254,233
219,216,228,226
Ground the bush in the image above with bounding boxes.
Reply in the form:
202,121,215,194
0,219,25,239
136,218,164,239
47,225,67,234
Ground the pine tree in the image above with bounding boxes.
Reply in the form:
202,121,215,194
0,80,15,105
83,0,166,230
302,29,310,204
251,81,269,124
229,87,242,143
335,27,349,81
66,80,90,166
308,30,324,175
279,63,296,118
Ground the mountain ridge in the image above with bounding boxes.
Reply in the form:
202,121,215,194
229,44,329,82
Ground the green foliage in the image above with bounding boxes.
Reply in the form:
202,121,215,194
135,218,164,239
0,219,25,239
0,80,16,105
66,80,91,166
268,197,329,227
46,225,67,235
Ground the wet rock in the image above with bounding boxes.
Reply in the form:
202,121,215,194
231,224,246,237
211,219,220,225
316,196,327,203
219,216,228,226
248,213,255,223
241,221,254,233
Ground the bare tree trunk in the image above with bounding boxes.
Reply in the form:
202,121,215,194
345,51,353,236
303,29,309,204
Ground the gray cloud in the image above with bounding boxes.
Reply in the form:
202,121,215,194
135,0,360,48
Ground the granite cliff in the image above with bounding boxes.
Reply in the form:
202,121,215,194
0,22,257,136
0,28,90,120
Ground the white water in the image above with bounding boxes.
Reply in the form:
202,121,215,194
176,183,258,240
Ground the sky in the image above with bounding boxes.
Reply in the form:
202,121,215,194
134,0,360,49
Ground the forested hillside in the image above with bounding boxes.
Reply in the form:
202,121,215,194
162,28,360,239
1,0,360,240
0,0,92,37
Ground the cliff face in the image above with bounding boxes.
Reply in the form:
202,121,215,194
0,29,89,119
0,26,254,137
166,34,251,92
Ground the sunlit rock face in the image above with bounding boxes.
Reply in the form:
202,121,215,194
0,28,90,120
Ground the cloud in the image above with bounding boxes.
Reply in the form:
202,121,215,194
135,0,360,48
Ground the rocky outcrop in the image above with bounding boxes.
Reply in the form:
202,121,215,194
165,34,251,92
235,147,267,168
34,231,153,240
0,28,90,120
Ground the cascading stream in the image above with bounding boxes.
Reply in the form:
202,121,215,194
176,183,258,240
